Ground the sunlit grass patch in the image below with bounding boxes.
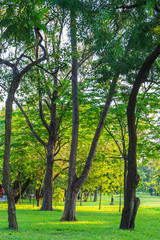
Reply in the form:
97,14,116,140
0,194,160,239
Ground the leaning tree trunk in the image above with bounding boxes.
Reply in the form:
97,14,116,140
15,177,31,204
120,44,160,230
1,30,46,229
61,4,120,221
61,73,118,220
3,77,20,230
41,142,54,210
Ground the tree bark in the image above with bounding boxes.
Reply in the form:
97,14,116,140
60,9,79,221
120,44,160,230
60,188,78,221
41,142,54,210
3,75,20,230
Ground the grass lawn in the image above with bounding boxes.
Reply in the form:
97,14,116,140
0,193,159,240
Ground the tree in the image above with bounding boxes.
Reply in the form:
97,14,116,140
60,1,123,220
0,0,46,229
120,44,160,230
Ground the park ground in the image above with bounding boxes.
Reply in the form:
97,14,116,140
0,193,160,240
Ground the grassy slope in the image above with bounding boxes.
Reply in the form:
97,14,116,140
0,193,159,240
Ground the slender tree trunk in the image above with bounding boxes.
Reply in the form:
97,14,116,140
84,192,90,202
61,70,118,220
1,34,46,229
37,193,43,207
110,192,114,205
36,178,44,207
61,3,119,220
119,188,122,212
60,9,79,221
80,191,83,206
15,177,31,204
120,44,160,230
3,76,20,230
93,187,98,202
99,186,102,210
41,143,54,210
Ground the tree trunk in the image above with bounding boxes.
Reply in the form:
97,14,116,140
7,190,18,229
84,192,90,202
93,187,98,202
61,69,118,220
119,188,122,212
60,9,79,221
37,194,43,207
15,177,31,204
1,36,46,229
110,193,114,205
41,144,54,210
80,191,83,206
120,44,160,230
3,76,20,230
120,171,140,229
36,180,44,207
61,3,119,220
60,187,78,221
99,186,102,210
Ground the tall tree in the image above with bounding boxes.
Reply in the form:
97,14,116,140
120,43,160,230
60,2,122,219
0,1,46,229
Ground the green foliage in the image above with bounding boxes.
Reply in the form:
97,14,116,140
0,107,46,191
0,0,48,44
83,140,123,195
53,187,64,207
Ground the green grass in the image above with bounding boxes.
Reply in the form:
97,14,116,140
0,193,160,240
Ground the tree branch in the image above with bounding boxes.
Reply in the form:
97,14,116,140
38,79,50,133
75,74,119,189
56,100,71,132
104,125,123,157
14,99,47,148
0,58,17,72
19,29,47,77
